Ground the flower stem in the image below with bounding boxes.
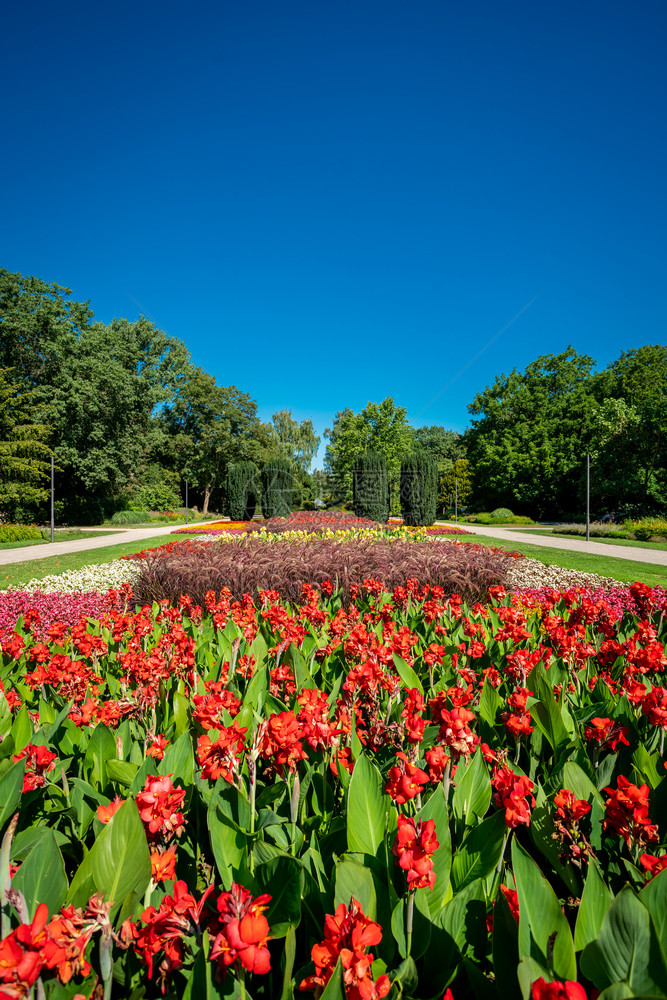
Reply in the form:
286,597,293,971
406,890,415,957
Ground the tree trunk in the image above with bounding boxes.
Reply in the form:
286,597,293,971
202,484,211,517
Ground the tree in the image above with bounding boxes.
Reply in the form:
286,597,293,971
410,426,465,472
0,369,51,519
465,348,598,518
161,367,260,515
270,410,320,471
400,452,438,525
353,451,389,522
225,461,260,520
261,457,294,517
325,398,413,505
439,458,472,514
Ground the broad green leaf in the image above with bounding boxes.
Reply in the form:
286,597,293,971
346,754,388,856
528,666,570,755
334,857,377,920
320,958,345,1000
12,829,67,918
452,749,491,827
493,886,520,998
181,932,220,1000
575,858,613,951
285,643,317,691
392,653,423,695
512,838,576,981
562,761,604,807
158,731,194,786
582,885,667,996
255,856,301,936
479,677,502,727
173,690,190,738
451,810,506,891
68,800,151,913
10,707,31,754
641,868,667,953
0,760,25,831
106,759,139,788
208,806,246,889
391,889,432,960
83,723,117,790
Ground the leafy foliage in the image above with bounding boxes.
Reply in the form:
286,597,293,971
353,451,389,523
400,451,438,526
261,457,294,518
225,461,260,520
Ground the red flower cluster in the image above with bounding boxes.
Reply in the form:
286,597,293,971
136,774,186,841
300,898,390,1000
532,977,587,999
603,776,659,848
385,751,429,803
196,722,247,783
492,767,535,828
584,717,629,752
210,883,272,975
392,814,439,890
12,743,57,792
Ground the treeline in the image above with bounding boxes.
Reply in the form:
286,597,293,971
2,268,665,524
0,270,320,523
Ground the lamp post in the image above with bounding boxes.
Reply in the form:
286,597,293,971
50,456,54,543
586,453,590,542
185,480,189,524
455,474,458,523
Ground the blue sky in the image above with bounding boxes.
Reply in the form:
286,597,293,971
3,0,666,467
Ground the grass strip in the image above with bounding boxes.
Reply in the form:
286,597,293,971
513,528,667,552
0,530,121,552
459,534,667,588
0,535,178,591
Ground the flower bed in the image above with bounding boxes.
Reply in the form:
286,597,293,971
0,579,665,998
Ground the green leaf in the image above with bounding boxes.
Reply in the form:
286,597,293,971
575,858,613,951
181,932,219,1000
285,643,317,691
528,666,571,755
208,806,246,889
319,958,345,1000
512,838,576,981
479,677,503,727
452,749,491,827
641,868,667,953
417,785,452,915
68,799,151,913
12,829,67,919
493,886,520,998
255,856,301,937
391,889,432,960
392,652,423,695
10,706,31,754
346,754,388,856
106,759,139,788
158,731,194,786
173,690,190,738
334,857,377,920
0,760,25,831
451,810,506,891
581,885,667,996
83,723,117,791
562,760,604,807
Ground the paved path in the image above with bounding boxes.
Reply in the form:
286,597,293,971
440,522,667,567
0,523,202,566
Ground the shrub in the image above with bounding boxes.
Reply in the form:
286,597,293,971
110,509,152,525
132,481,181,512
353,451,389,523
400,452,437,526
261,458,293,518
225,461,260,520
553,522,629,539
491,507,514,519
625,518,667,542
0,524,42,543
131,535,518,606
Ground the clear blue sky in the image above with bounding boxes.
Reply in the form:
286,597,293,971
3,1,666,467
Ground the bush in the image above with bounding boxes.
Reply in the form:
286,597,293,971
491,507,514,519
261,458,293,518
353,451,389,523
132,482,181,512
624,518,667,542
225,462,260,520
553,522,629,539
0,524,42,543
110,510,152,525
400,452,437,526
131,535,519,607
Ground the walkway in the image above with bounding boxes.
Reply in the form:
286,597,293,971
0,522,198,566
442,522,667,567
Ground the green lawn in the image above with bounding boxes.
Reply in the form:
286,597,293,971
0,530,120,552
458,533,667,588
0,534,177,590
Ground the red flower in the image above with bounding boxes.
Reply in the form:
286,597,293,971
584,717,629,751
603,775,659,848
150,849,177,882
392,815,439,890
425,746,450,783
640,853,667,880
554,789,591,825
210,884,272,976
136,774,186,841
642,687,667,730
385,752,429,804
146,735,169,760
492,767,535,829
97,796,125,824
531,976,587,999
12,743,57,792
300,899,390,1000
196,723,247,783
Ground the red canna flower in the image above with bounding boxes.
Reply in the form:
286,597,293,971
151,849,177,882
584,717,629,752
603,775,659,848
146,735,169,760
392,815,439,890
425,745,450,783
531,977,587,999
136,774,186,841
97,796,125,824
642,687,667,730
554,789,591,825
385,752,429,804
12,743,57,792
492,766,535,829
300,898,390,1000
640,853,667,880
210,884,272,976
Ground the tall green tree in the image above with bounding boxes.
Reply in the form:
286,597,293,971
465,347,598,517
161,367,260,515
325,398,413,504
410,426,465,471
0,369,51,519
271,410,320,471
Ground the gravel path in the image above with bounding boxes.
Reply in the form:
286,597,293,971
0,523,195,566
